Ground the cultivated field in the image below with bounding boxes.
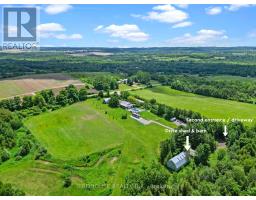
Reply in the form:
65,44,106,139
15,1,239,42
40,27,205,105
0,73,83,99
132,86,256,121
0,99,170,195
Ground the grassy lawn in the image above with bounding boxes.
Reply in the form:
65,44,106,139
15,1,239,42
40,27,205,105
16,99,170,195
0,156,63,195
209,75,256,82
25,101,126,160
131,86,256,121
118,83,133,91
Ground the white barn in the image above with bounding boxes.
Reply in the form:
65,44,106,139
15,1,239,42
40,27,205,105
167,152,189,171
119,100,133,109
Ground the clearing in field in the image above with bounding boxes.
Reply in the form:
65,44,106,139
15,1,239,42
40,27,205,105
0,73,83,99
132,86,256,121
17,99,170,195
25,100,170,160
25,101,125,160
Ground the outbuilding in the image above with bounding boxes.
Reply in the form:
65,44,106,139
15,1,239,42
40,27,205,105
103,98,111,104
167,151,189,171
119,100,133,109
132,112,140,119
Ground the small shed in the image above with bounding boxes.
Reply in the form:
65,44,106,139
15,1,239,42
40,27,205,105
103,98,111,104
167,151,189,171
170,117,177,122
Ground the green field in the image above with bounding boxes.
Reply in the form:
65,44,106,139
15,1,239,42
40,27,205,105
25,102,125,160
132,86,256,121
209,75,256,82
0,99,170,195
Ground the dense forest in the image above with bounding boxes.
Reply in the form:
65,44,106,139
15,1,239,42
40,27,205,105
0,84,91,196
1,47,256,79
153,75,256,104
123,120,256,196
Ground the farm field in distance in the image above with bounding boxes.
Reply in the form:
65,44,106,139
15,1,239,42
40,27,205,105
0,73,82,99
209,75,256,82
132,86,256,122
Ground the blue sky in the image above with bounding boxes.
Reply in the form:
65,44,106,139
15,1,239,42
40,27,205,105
1,4,256,47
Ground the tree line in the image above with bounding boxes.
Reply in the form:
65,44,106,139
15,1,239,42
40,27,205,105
153,75,256,104
2,49,256,79
123,121,256,196
0,85,88,117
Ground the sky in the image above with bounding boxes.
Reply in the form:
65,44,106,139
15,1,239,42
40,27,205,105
1,4,256,47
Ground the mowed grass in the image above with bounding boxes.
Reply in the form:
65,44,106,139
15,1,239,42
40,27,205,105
25,102,125,160
132,86,256,120
22,99,170,195
209,75,256,82
0,158,63,195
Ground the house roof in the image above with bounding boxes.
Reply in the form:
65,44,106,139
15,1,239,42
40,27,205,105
119,100,133,108
167,151,188,170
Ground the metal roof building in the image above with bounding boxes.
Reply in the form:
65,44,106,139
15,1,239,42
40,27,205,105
119,100,133,109
167,151,189,171
103,98,111,104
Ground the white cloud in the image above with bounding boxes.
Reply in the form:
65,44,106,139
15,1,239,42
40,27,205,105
37,23,65,32
94,25,104,31
225,4,251,11
37,23,82,40
45,4,72,15
206,6,222,15
95,24,149,42
172,21,192,28
55,34,83,40
175,4,188,9
134,4,189,24
168,29,228,46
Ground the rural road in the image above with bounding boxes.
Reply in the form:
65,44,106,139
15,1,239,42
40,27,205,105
131,115,174,131
150,120,174,131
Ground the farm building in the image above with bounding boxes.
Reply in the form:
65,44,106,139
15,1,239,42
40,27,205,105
118,79,128,84
119,100,133,109
170,117,187,127
132,112,140,119
170,117,177,122
103,98,111,104
167,151,189,171
88,88,99,95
